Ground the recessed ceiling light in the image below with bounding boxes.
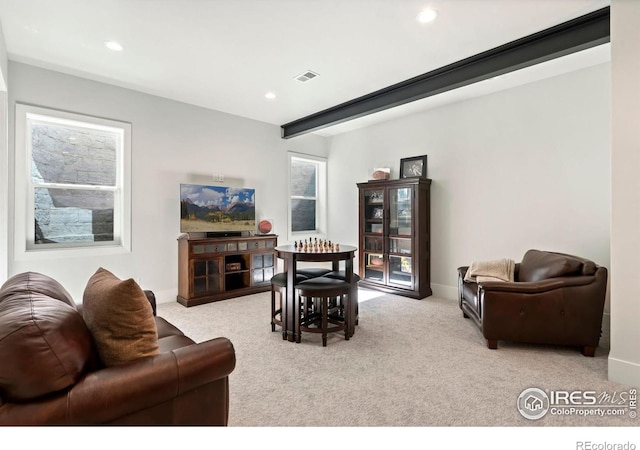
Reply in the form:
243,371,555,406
265,92,276,100
417,8,438,24
104,41,123,51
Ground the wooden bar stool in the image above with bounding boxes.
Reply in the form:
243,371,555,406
270,272,308,334
324,271,361,328
270,268,330,333
295,276,350,347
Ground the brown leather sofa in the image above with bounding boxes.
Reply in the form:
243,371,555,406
458,249,607,356
0,272,236,425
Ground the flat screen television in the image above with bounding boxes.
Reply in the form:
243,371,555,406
180,184,256,235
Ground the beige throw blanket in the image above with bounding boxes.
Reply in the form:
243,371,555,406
464,258,515,283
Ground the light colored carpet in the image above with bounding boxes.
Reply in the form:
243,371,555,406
157,288,636,427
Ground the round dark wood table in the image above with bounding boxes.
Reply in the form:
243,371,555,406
275,244,357,343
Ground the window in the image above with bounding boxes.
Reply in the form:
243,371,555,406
288,153,326,239
15,104,131,255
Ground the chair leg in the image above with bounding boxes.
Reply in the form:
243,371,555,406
353,288,359,326
271,288,276,332
486,339,498,349
321,297,328,347
342,294,349,341
581,345,596,357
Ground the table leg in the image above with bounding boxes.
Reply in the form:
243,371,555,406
345,257,357,338
281,255,289,340
284,253,298,343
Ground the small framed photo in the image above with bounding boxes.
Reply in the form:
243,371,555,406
372,207,383,219
400,155,428,178
369,192,383,204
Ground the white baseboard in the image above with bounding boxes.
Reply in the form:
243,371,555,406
608,356,640,389
431,283,458,301
154,288,178,304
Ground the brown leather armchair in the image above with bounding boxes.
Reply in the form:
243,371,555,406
0,272,236,425
458,250,607,356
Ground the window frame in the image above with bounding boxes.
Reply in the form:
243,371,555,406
287,152,327,241
14,104,132,259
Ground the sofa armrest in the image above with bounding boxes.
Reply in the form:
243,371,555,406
0,337,236,425
67,336,235,424
144,290,157,316
478,276,597,295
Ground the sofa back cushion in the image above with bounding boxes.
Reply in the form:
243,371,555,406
518,249,592,282
0,272,96,402
82,268,159,366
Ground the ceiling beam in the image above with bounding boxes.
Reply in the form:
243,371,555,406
281,6,610,139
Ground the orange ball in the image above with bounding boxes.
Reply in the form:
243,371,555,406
258,220,272,234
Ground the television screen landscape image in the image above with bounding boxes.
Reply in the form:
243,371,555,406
180,184,256,233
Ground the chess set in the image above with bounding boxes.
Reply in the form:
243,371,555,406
294,238,340,252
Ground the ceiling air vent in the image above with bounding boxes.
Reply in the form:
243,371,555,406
295,70,319,83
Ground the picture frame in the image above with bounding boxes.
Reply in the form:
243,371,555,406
399,155,428,178
369,192,383,204
372,207,383,219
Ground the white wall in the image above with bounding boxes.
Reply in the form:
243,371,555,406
0,22,8,283
609,0,640,388
6,62,328,302
328,63,611,301
0,21,6,91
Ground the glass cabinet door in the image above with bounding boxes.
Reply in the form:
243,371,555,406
388,186,413,288
389,187,412,236
363,189,384,234
364,253,385,282
388,255,412,287
192,259,222,295
362,189,385,284
360,184,416,289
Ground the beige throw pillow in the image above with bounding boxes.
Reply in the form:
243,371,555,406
82,267,159,366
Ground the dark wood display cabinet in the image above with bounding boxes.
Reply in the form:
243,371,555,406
177,234,278,307
357,178,431,299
